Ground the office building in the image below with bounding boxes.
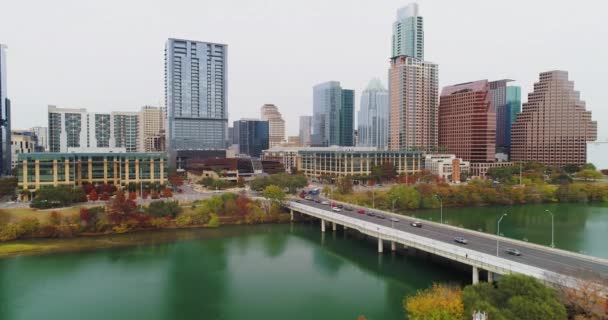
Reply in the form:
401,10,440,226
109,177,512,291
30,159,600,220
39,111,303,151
233,119,269,157
261,147,300,173
299,115,312,147
138,106,165,152
11,130,36,169
489,80,521,155
358,78,389,149
312,81,354,147
511,71,597,166
260,104,285,148
424,154,470,183
392,3,424,59
165,39,228,163
17,152,167,196
0,44,11,175
438,80,496,163
298,147,423,179
112,112,139,152
388,56,438,151
30,126,48,152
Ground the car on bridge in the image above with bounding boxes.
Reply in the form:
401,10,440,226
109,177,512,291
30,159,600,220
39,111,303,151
410,221,422,228
376,215,386,219
332,207,341,212
390,217,400,222
454,237,468,244
344,206,353,211
505,248,522,256
357,209,365,214
321,200,329,205
366,212,376,217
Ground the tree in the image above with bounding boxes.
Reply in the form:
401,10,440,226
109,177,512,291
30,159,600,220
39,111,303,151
0,177,17,198
99,192,110,201
563,164,581,174
322,185,331,197
381,162,397,181
336,176,353,194
128,191,137,200
581,163,597,171
107,192,137,224
151,191,160,199
161,188,173,198
404,283,464,320
263,185,285,203
147,201,181,217
88,189,99,201
237,177,245,188
575,169,603,182
168,172,184,187
463,274,566,320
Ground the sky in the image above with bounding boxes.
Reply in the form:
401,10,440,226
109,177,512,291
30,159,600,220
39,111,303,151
0,0,606,141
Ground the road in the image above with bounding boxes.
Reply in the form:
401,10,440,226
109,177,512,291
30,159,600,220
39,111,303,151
292,197,608,280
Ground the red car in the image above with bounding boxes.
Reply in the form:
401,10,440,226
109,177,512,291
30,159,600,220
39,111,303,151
357,209,365,214
330,203,336,207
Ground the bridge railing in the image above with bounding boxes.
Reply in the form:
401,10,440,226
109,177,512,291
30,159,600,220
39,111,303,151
288,201,583,289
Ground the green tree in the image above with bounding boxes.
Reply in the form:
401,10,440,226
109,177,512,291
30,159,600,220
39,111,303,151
0,177,17,198
581,163,596,171
575,169,603,182
388,185,421,210
404,284,464,320
263,185,285,203
562,164,581,174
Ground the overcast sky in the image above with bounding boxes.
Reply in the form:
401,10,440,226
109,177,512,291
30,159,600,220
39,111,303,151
0,0,606,140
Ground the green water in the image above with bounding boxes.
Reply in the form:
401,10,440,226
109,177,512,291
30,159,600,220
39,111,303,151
0,224,467,320
412,203,608,259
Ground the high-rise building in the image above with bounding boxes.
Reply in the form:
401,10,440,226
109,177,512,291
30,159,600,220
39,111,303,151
439,80,496,163
260,104,285,148
165,39,228,163
112,112,139,153
11,130,36,168
30,126,48,152
0,44,11,175
299,116,312,147
233,119,269,157
388,56,438,151
511,71,597,166
312,81,354,147
358,78,389,149
489,80,521,156
392,3,424,59
138,106,165,152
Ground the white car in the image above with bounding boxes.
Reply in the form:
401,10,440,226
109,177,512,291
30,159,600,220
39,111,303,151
332,207,341,212
321,200,330,205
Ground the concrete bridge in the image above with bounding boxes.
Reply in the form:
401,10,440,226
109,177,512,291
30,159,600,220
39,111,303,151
286,199,608,288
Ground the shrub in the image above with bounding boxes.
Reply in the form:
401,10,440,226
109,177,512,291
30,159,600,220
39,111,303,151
0,223,25,241
18,217,40,237
175,214,193,227
147,201,181,217
207,213,220,228
150,217,170,228
49,211,62,226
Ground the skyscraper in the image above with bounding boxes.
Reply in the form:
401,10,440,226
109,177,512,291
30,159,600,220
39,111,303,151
392,3,424,59
233,119,269,157
357,79,389,149
138,106,165,152
112,112,139,153
312,81,354,147
511,71,597,166
0,44,11,175
260,104,285,148
30,126,48,152
299,116,312,147
489,80,521,156
388,56,438,151
165,39,228,163
439,80,496,163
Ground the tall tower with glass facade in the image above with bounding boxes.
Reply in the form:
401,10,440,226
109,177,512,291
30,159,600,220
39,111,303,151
0,44,11,175
165,39,228,164
392,3,424,59
358,79,389,149
312,81,354,147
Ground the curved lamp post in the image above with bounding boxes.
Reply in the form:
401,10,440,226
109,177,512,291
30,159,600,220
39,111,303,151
545,209,555,248
435,194,443,224
496,213,508,256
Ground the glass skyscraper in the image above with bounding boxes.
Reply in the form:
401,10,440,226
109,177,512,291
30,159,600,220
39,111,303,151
357,79,389,149
392,3,424,59
233,120,269,158
312,81,354,147
0,44,11,175
165,39,228,163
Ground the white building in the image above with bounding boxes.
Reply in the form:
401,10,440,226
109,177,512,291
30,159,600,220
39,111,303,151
261,147,301,173
424,154,470,183
260,104,285,148
138,106,165,152
299,115,312,147
11,130,35,168
30,126,48,152
358,79,389,149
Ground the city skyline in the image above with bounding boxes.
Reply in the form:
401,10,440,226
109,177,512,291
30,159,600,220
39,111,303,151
0,0,606,143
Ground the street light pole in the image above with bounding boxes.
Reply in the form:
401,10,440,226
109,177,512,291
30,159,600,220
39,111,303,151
497,213,508,256
436,194,443,224
392,197,399,212
545,209,555,248
372,190,375,208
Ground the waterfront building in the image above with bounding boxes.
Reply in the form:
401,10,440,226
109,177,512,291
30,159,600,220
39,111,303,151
511,71,597,166
112,112,139,153
261,147,300,173
392,3,424,59
233,119,269,157
0,44,11,175
297,147,423,179
357,79,389,149
30,126,48,152
260,104,285,148
299,115,312,147
17,152,168,194
11,130,36,169
490,80,521,156
438,80,496,163
424,154,470,183
165,39,228,164
388,56,438,152
312,82,354,147
138,106,165,152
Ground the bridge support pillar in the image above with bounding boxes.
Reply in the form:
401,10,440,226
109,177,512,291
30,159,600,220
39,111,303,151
321,219,326,233
472,266,479,284
290,209,294,221
487,271,493,283
378,238,383,253
391,241,396,251
332,222,337,232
